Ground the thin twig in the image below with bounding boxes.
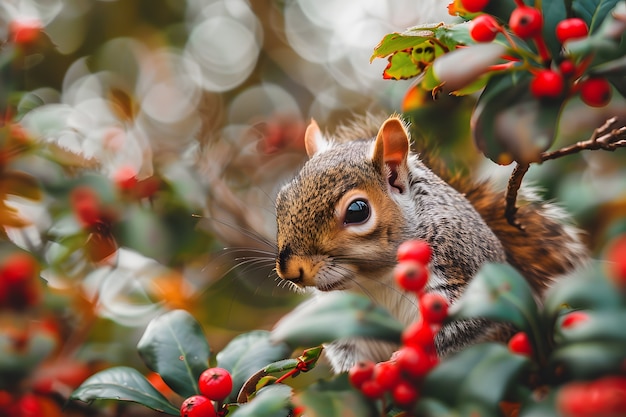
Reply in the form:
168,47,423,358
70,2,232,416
503,117,626,227
541,117,626,161
505,162,529,229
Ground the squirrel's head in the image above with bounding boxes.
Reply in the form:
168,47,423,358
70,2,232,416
275,115,412,292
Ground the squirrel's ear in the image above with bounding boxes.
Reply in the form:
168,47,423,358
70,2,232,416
304,119,329,158
372,116,410,192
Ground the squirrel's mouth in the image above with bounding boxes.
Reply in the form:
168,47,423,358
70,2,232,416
316,280,348,292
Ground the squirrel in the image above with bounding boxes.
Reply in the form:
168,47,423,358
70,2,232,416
274,113,588,373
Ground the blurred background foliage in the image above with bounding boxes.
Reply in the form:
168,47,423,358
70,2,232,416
0,0,625,415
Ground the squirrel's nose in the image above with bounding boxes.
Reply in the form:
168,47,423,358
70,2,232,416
276,246,319,287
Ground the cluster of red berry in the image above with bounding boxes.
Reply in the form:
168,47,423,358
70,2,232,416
180,367,233,417
0,251,41,310
465,0,612,107
348,241,448,410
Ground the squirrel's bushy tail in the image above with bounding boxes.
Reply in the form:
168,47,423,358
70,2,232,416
461,180,588,294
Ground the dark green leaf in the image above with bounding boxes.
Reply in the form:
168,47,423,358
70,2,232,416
457,345,530,411
519,390,558,417
543,261,625,319
572,0,622,32
423,343,529,410
230,384,292,417
270,292,403,349
70,366,179,415
472,72,563,165
553,311,626,345
414,398,456,417
216,330,291,403
115,206,172,264
294,374,376,417
449,263,541,335
541,1,568,58
137,310,210,398
484,0,517,22
550,341,626,380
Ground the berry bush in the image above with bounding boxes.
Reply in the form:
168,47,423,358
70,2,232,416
1,1,626,417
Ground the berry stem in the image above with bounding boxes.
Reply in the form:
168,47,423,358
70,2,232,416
533,35,551,62
488,62,518,71
274,368,299,384
514,0,526,6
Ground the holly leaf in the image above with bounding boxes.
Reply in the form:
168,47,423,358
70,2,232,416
449,263,540,333
137,310,210,399
572,0,622,32
70,366,179,415
270,292,403,349
472,72,563,165
294,374,375,417
422,343,529,413
383,51,422,80
550,341,626,380
543,261,625,320
216,330,291,403
230,384,292,417
371,25,441,61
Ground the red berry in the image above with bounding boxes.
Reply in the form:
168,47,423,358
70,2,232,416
348,360,375,388
70,186,102,228
470,14,500,42
402,319,436,353
1,252,38,285
198,368,233,402
180,395,216,417
15,393,43,417
557,377,626,417
559,60,576,77
9,18,42,45
606,234,626,286
509,6,543,39
373,361,401,391
460,0,490,13
392,380,420,408
395,345,434,379
561,311,588,329
419,293,449,324
360,379,385,399
579,77,612,107
530,70,564,99
394,261,428,293
556,18,589,44
113,166,138,191
397,240,432,265
507,332,533,357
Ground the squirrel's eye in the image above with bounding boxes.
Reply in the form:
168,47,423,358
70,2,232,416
344,199,370,225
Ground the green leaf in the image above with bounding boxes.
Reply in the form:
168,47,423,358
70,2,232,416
383,51,422,80
137,310,210,398
70,366,179,415
270,292,403,349
422,343,529,411
216,330,291,403
230,384,292,417
572,0,622,32
541,0,568,58
457,345,530,411
553,311,626,345
543,261,625,319
550,341,626,379
114,205,172,264
371,24,445,61
294,374,376,417
414,398,456,417
472,72,563,165
449,263,540,335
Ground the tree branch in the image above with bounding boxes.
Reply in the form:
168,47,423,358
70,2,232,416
540,117,626,162
504,117,626,227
